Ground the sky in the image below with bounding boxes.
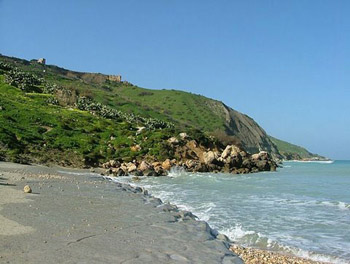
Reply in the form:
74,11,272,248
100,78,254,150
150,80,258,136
1,0,349,159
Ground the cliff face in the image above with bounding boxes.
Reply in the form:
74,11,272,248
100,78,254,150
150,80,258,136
207,101,280,157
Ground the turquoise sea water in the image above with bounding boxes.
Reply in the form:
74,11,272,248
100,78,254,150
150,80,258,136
115,161,350,263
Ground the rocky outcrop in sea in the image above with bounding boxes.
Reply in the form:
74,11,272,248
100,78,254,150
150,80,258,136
102,134,277,177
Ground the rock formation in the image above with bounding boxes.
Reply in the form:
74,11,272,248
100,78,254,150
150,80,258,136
23,185,32,193
103,133,277,177
37,58,46,64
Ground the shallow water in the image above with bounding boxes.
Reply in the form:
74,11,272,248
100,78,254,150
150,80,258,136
115,161,350,264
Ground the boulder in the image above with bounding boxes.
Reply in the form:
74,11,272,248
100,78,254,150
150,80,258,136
23,185,32,193
112,168,125,176
179,132,188,140
186,140,198,148
120,163,129,174
127,162,137,173
252,151,269,160
259,151,269,160
221,145,232,159
185,160,197,170
251,153,260,160
162,159,172,171
143,169,157,177
203,151,217,165
152,162,162,168
138,161,151,171
154,167,166,176
168,137,179,145
110,160,118,167
239,151,247,158
221,145,241,159
242,159,252,169
255,160,270,171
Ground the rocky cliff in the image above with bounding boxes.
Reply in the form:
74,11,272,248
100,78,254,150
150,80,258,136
207,101,280,157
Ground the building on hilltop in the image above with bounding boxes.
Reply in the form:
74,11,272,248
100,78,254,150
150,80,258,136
108,75,122,82
37,58,46,65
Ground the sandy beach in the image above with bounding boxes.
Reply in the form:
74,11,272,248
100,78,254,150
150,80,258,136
0,162,243,264
0,162,329,264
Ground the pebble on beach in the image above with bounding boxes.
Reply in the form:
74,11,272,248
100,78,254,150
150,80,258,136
230,245,328,264
23,185,32,193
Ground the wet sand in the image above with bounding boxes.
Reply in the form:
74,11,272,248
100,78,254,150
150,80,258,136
0,162,242,264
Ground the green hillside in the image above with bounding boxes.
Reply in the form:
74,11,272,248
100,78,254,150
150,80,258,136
0,61,215,166
0,55,226,133
269,136,324,160
0,54,324,161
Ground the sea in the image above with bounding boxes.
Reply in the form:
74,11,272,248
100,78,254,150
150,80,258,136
113,160,350,264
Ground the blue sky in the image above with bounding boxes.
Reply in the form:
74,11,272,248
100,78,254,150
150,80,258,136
1,0,349,159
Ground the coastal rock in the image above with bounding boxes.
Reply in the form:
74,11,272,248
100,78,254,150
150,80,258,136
103,159,120,169
127,162,137,173
184,160,197,170
138,161,151,171
112,168,125,176
110,159,118,167
162,159,172,170
221,145,240,159
143,169,157,177
186,139,198,149
242,159,252,170
152,162,162,169
252,151,269,160
251,153,260,160
203,151,218,165
254,160,269,171
23,185,32,193
240,151,247,158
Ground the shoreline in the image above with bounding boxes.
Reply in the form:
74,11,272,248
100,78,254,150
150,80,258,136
0,161,242,264
107,175,336,264
0,162,334,264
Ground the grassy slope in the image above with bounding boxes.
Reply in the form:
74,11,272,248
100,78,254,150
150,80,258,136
0,55,323,160
0,76,177,166
0,56,227,133
269,136,320,159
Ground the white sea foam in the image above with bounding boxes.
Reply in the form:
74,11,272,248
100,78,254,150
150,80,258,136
319,200,350,210
221,224,256,240
284,160,334,164
222,224,350,264
57,170,100,176
291,247,350,264
168,166,186,177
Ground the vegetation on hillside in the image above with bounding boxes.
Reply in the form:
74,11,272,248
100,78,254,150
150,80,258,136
0,55,227,133
0,61,218,167
269,136,324,160
0,54,324,162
